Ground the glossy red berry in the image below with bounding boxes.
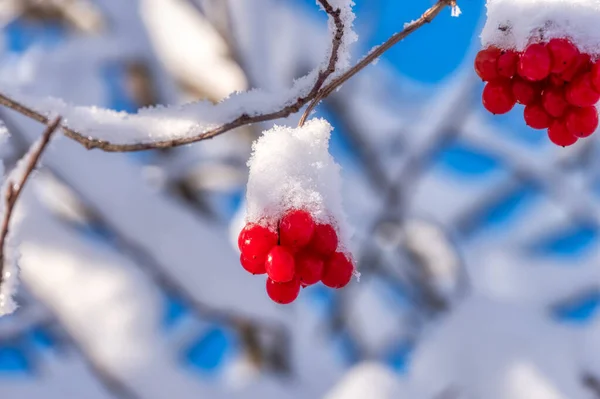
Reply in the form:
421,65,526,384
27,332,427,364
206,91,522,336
265,246,295,283
591,61,600,93
560,53,592,82
565,72,600,107
307,223,338,257
482,80,516,114
497,50,519,78
266,278,301,304
524,103,552,129
542,86,569,117
239,224,277,263
518,43,551,81
547,38,579,74
566,106,599,138
240,254,266,275
295,251,324,286
548,119,578,147
512,77,541,105
549,74,566,87
321,252,354,289
474,47,501,81
280,209,315,250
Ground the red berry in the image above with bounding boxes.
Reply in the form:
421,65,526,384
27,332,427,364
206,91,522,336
548,119,578,147
265,246,295,283
542,86,569,117
512,77,541,105
549,74,566,87
566,106,599,138
240,254,266,275
547,38,579,74
560,53,592,82
308,223,338,257
497,50,519,78
266,278,300,305
482,80,516,114
591,61,600,92
295,251,324,286
524,103,552,129
321,252,354,289
565,72,600,107
474,47,501,81
518,43,551,81
280,209,315,250
239,224,277,263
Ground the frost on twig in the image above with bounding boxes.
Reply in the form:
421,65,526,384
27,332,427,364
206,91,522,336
0,116,61,317
0,1,457,153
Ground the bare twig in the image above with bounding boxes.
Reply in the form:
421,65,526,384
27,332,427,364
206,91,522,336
0,0,455,152
0,116,61,286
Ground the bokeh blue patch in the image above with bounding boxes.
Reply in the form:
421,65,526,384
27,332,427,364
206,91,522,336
4,18,65,54
532,225,598,258
384,340,414,373
435,141,502,177
0,343,32,375
552,290,600,324
27,326,57,351
463,184,539,236
162,292,191,329
183,327,235,374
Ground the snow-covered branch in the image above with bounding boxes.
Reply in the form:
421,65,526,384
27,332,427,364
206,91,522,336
0,0,455,152
0,116,61,315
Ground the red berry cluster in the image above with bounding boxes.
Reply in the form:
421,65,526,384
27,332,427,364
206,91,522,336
475,38,600,147
238,209,354,305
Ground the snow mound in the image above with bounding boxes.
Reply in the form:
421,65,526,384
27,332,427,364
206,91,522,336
481,0,600,54
245,118,353,253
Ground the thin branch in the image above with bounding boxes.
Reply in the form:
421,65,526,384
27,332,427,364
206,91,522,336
0,0,455,152
0,116,61,286
299,0,456,126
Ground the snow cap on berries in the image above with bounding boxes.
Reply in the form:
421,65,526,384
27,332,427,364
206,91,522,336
481,0,600,54
245,118,353,254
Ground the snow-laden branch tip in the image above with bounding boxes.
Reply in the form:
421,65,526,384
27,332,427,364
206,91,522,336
0,116,61,316
0,0,456,152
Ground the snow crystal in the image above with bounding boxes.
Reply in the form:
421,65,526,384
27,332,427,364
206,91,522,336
245,118,354,254
481,0,600,54
451,5,462,18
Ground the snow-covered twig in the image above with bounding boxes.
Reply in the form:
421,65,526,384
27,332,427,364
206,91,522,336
298,0,457,126
0,0,455,152
0,116,61,288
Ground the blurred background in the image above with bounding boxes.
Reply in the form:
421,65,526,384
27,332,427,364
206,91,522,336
1,0,600,398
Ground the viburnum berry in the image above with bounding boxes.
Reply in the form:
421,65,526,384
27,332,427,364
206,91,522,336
560,53,592,82
307,223,338,257
265,246,295,283
295,251,324,286
482,80,516,114
565,72,600,107
547,38,579,74
548,119,578,147
542,86,569,118
565,106,599,138
474,47,502,81
497,50,519,78
279,209,315,250
512,77,541,105
266,278,301,304
238,224,277,263
321,252,354,289
518,43,551,81
591,61,600,93
240,254,266,275
524,103,552,129
549,74,566,87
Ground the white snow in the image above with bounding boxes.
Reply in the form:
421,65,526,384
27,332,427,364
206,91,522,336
0,0,357,148
245,119,354,254
481,0,600,53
